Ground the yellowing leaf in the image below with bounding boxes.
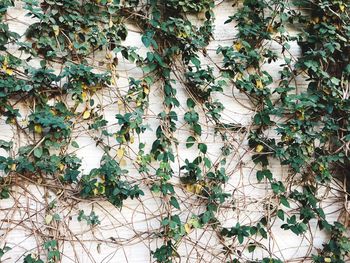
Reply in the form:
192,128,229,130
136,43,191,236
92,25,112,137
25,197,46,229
100,185,105,194
3,56,8,67
5,68,13,75
10,163,16,171
339,4,345,12
195,184,203,194
34,124,42,134
119,159,127,166
184,223,192,234
177,31,188,38
105,52,113,60
256,79,263,89
233,73,242,82
186,184,195,193
45,214,53,225
52,25,59,36
256,144,264,153
319,164,325,172
296,110,305,120
82,91,88,101
117,148,125,159
109,18,114,28
93,182,105,195
83,110,91,119
188,218,200,228
267,24,274,33
324,258,331,263
117,100,123,111
234,41,242,51
59,163,65,171
130,136,135,144
143,86,150,95
312,17,320,24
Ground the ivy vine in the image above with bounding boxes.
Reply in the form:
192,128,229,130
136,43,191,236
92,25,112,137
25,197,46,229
0,0,349,262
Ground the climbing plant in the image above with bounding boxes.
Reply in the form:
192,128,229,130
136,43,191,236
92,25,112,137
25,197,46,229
0,0,349,262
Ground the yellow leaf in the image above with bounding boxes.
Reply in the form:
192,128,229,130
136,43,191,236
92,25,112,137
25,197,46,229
136,100,142,107
120,159,127,166
117,100,123,111
256,144,264,153
312,17,320,24
105,52,113,60
195,184,203,194
117,148,125,159
10,163,16,171
83,110,91,119
324,258,331,263
319,164,325,172
143,86,150,95
52,25,59,36
184,223,192,234
5,68,13,75
339,4,345,12
234,41,242,51
177,31,188,38
233,73,242,82
45,214,53,225
59,163,65,171
82,91,88,101
186,184,195,193
130,136,135,144
267,24,274,33
93,188,99,196
256,79,263,89
34,124,42,134
296,110,305,120
188,218,200,228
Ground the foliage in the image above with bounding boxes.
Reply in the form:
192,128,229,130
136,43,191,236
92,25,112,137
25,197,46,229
0,0,349,262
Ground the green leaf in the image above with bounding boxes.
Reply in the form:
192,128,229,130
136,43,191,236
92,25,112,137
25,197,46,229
187,98,195,108
193,123,202,136
277,209,285,220
248,244,256,253
280,195,290,208
190,57,200,68
186,136,196,148
198,143,207,154
170,196,180,209
33,147,43,158
71,141,79,148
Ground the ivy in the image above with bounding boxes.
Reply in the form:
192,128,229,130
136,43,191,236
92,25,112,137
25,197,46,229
1,0,349,262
